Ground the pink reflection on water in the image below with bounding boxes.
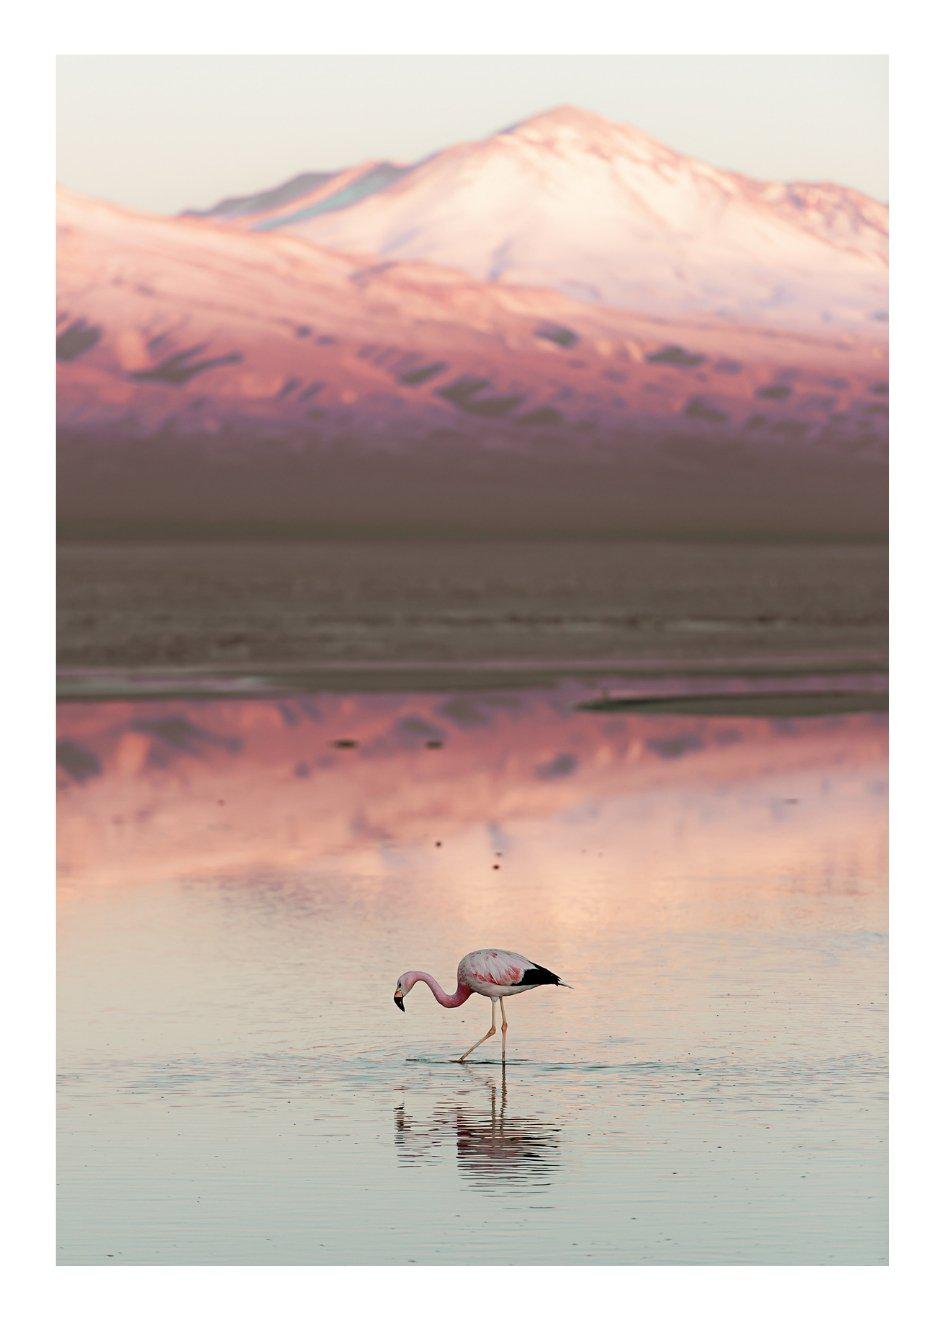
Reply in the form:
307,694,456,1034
57,687,887,938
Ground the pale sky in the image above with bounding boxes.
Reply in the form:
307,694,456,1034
57,55,888,213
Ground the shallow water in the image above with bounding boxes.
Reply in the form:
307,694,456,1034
57,686,887,1263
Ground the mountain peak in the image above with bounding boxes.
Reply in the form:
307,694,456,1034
495,104,675,167
509,104,611,130
502,103,639,142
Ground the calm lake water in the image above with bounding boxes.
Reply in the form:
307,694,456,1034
57,684,887,1264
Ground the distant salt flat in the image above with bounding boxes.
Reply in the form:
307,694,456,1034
57,539,887,693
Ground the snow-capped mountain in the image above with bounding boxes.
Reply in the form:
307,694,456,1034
188,106,888,333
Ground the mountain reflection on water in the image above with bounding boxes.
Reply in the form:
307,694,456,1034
57,684,887,925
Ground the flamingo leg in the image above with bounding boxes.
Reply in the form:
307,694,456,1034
456,998,496,1063
500,997,508,1062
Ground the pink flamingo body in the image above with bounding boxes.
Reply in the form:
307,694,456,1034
393,948,571,1062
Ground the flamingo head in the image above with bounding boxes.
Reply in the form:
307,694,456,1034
393,972,414,1011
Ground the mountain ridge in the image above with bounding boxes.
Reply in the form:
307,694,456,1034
181,104,887,332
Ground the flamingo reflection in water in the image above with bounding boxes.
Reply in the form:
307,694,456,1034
395,1068,561,1191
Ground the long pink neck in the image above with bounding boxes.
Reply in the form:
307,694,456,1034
405,971,472,1008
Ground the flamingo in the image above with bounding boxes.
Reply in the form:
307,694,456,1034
393,948,571,1062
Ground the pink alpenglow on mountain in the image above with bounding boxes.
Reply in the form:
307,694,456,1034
190,107,888,333
56,107,887,538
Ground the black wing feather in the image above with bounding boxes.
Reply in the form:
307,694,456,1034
516,962,563,987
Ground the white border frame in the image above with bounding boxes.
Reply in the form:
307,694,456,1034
6,7,940,1317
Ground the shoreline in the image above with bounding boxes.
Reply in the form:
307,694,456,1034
57,659,888,709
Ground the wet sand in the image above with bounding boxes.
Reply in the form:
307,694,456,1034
58,539,887,689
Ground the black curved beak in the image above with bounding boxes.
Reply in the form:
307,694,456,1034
394,993,405,1012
